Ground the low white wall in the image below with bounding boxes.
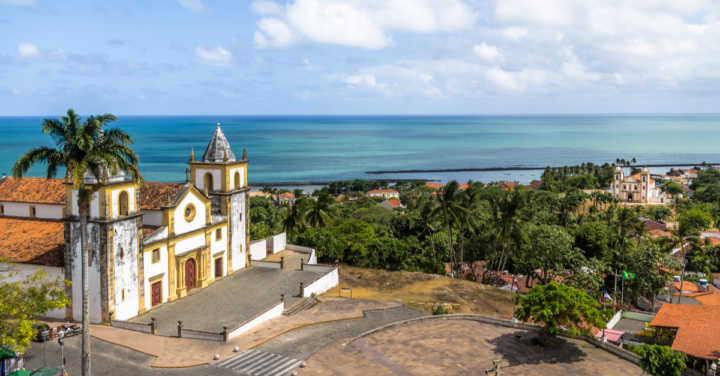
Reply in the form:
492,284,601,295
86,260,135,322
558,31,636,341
250,240,267,260
0,262,66,320
252,260,282,269
303,267,339,297
606,310,622,329
227,301,284,340
286,244,316,264
0,202,64,220
268,232,286,254
303,263,334,274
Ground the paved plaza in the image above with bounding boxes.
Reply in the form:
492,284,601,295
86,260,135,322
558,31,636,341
130,266,322,335
299,318,645,376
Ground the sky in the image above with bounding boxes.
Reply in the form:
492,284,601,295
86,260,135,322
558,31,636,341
2,0,720,115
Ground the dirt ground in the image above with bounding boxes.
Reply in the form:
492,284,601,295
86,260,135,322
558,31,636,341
324,265,515,318
299,319,644,376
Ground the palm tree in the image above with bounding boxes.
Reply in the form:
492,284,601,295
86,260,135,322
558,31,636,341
305,192,334,227
431,181,466,277
12,109,141,376
282,198,306,239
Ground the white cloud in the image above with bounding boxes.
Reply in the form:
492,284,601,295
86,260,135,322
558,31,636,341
251,0,478,49
251,0,283,15
473,43,500,61
177,0,205,12
17,42,40,58
500,27,528,40
254,18,295,48
195,46,232,67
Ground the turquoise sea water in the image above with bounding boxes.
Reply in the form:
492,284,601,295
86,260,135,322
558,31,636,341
1,115,720,184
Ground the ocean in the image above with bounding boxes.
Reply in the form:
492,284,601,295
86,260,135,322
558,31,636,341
1,115,720,185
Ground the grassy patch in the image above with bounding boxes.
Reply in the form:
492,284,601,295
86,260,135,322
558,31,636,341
325,265,515,318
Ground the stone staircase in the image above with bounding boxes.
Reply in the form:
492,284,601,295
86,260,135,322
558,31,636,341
283,297,318,316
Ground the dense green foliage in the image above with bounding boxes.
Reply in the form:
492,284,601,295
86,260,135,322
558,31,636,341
248,163,720,306
514,282,604,336
0,269,69,353
628,344,687,376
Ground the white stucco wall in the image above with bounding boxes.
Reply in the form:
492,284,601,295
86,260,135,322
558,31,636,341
175,233,205,256
211,251,227,280
269,232,286,254
70,222,103,323
142,210,163,227
173,192,206,235
70,190,100,218
303,267,339,297
0,262,66,319
110,186,136,218
229,167,245,189
211,226,227,254
227,301,284,340
143,245,169,309
0,202,63,219
230,193,246,271
250,240,267,260
112,220,140,320
194,168,221,192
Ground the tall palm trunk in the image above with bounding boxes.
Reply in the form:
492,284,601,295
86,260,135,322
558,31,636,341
443,208,457,277
79,198,91,376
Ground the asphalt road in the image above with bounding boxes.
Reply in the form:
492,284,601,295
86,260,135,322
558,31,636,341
22,306,424,375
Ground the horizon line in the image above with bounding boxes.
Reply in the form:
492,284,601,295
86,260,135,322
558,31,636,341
2,112,720,118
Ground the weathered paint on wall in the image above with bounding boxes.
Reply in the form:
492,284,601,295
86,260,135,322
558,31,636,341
112,219,139,320
69,222,103,323
0,262,66,319
230,192,246,271
194,168,221,192
110,186,136,218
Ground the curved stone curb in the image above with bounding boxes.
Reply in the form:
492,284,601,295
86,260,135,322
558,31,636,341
339,313,641,366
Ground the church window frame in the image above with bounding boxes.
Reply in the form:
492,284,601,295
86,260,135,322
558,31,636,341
29,205,36,218
0,204,4,216
234,171,241,189
204,172,214,193
216,228,222,241
152,248,160,263
119,190,129,216
184,203,196,222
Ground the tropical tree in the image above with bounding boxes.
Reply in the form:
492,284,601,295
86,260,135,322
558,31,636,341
630,344,687,376
514,282,604,342
12,109,141,376
517,224,583,284
431,181,466,276
0,269,69,353
305,192,335,228
281,198,306,239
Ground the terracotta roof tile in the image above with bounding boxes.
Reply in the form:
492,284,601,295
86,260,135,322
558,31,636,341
425,182,444,190
650,304,720,360
0,218,64,266
139,182,183,210
385,199,402,208
696,293,720,306
368,189,398,194
0,177,66,204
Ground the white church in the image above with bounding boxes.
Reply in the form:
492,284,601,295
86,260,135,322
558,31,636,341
0,125,253,322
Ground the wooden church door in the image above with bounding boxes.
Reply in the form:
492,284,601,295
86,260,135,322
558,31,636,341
185,259,197,291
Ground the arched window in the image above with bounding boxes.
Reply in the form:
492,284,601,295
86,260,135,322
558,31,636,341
119,191,129,216
204,173,214,193
234,172,241,189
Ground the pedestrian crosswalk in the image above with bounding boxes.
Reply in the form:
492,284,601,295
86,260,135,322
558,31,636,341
214,349,302,376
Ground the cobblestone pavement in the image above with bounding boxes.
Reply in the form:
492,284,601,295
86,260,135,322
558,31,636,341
299,319,646,376
130,267,321,335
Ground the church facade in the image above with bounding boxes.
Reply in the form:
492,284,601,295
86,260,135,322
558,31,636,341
611,166,665,204
0,125,250,323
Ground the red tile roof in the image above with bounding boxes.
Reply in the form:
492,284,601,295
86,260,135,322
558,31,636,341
425,182,444,190
0,217,64,266
139,182,183,210
650,304,720,360
368,189,398,194
649,229,672,239
696,293,720,306
0,177,66,204
458,184,469,190
279,192,295,199
386,199,403,208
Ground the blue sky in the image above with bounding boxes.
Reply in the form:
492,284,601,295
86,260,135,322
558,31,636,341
2,0,720,115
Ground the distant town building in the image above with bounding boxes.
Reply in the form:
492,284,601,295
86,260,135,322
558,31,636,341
612,167,665,203
378,199,404,210
425,182,444,190
278,191,295,205
650,304,720,367
367,189,399,199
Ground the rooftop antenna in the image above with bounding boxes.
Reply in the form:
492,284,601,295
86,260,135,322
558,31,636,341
189,148,195,162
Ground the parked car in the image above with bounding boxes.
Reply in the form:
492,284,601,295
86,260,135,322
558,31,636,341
33,324,50,342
